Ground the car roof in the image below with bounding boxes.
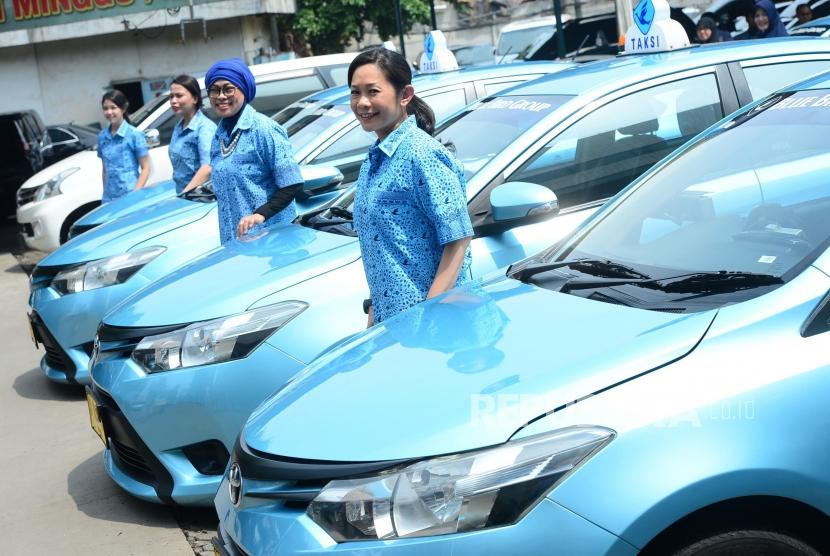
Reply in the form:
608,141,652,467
504,37,830,99
319,61,574,106
500,16,573,33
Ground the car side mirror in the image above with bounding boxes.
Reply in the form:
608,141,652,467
490,181,559,223
144,128,161,148
300,164,344,196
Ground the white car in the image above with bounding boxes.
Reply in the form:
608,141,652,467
496,16,572,63
16,52,357,252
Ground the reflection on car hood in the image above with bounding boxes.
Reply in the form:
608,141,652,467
244,278,716,461
39,196,212,267
19,150,98,190
73,180,177,228
104,224,360,327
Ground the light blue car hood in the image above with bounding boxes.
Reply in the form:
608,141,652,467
73,180,177,228
243,278,716,461
104,224,359,327
39,196,212,267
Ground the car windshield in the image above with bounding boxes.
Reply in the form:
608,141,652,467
273,98,322,126
497,26,554,56
130,94,170,127
288,104,352,152
434,94,571,180
532,89,830,309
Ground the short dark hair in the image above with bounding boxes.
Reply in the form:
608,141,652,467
171,74,203,109
347,47,436,136
101,89,131,124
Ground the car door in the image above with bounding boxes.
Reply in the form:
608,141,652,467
304,85,473,184
466,69,736,276
730,55,830,104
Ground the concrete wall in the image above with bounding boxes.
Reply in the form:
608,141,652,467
0,17,257,126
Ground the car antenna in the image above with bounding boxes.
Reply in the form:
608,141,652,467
571,34,591,61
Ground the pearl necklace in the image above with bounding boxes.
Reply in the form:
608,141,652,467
220,129,243,157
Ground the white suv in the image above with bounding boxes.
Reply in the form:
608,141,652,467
16,52,356,252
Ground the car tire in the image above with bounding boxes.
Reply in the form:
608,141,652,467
673,530,821,556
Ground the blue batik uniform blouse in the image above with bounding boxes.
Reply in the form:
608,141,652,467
97,120,149,203
210,104,303,244
353,116,473,323
169,110,217,194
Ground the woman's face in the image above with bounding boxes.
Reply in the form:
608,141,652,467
755,8,770,32
170,83,198,116
697,26,712,42
102,99,124,127
350,63,413,141
208,79,246,119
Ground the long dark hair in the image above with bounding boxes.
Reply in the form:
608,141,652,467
101,89,131,124
171,74,203,110
347,47,435,136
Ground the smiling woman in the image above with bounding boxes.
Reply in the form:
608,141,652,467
205,58,304,244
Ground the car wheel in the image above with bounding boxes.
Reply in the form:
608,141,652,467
673,530,821,556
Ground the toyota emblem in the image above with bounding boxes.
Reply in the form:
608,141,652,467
228,462,242,506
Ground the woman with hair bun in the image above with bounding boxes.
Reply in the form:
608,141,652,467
97,89,151,202
204,58,304,244
168,74,217,194
348,47,473,326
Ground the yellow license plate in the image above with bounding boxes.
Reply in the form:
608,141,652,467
85,388,106,447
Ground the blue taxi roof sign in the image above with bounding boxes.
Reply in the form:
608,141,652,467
624,0,690,55
419,30,459,73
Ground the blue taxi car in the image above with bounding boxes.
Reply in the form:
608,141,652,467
213,69,830,556
30,62,568,386
88,33,830,507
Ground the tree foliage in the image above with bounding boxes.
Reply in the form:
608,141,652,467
286,0,455,55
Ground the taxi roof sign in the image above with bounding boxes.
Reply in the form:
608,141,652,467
624,0,690,55
419,30,459,74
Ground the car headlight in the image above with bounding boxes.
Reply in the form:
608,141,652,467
34,167,80,202
51,246,165,294
308,425,614,542
132,301,308,373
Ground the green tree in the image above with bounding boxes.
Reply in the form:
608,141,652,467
287,0,457,55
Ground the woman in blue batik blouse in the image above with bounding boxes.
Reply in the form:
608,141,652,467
97,89,151,203
168,74,217,195
204,58,304,244
349,48,473,326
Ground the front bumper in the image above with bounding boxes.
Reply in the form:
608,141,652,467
213,477,637,555
17,193,78,252
29,275,153,385
91,339,305,506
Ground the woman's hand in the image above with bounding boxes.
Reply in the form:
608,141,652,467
237,213,265,238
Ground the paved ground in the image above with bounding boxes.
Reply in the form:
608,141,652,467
0,222,214,555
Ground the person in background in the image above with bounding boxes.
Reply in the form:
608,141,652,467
204,58,304,244
348,47,473,327
168,74,217,195
696,16,732,43
97,89,150,203
734,5,760,39
796,2,813,25
754,0,789,38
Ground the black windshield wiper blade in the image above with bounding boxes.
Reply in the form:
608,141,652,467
510,258,651,282
657,271,783,294
328,206,353,220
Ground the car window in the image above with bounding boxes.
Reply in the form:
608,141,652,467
498,27,553,56
425,88,470,121
505,74,724,210
131,94,171,128
251,74,327,117
742,60,830,100
319,65,350,87
48,128,75,143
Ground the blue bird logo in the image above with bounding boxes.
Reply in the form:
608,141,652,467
633,0,656,35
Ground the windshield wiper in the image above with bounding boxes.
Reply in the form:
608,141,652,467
655,271,783,293
510,258,651,282
328,205,353,220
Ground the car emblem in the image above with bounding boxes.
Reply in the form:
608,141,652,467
228,462,242,506
89,337,101,371
633,0,656,35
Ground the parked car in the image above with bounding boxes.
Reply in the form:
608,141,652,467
0,110,45,217
791,14,830,36
496,16,573,63
41,123,98,166
16,53,358,251
83,35,830,507
214,67,830,556
29,59,571,392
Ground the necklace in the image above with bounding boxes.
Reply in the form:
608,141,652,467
220,129,242,157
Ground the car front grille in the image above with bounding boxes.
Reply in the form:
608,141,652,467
20,223,34,237
110,437,156,484
29,311,76,378
16,187,36,207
